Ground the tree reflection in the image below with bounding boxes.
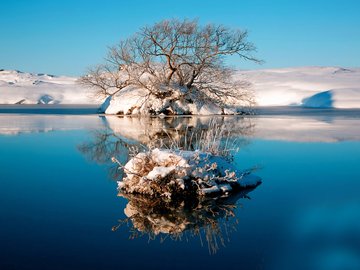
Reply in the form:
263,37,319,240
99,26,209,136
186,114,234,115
113,187,258,254
78,116,260,253
78,116,255,180
78,128,142,179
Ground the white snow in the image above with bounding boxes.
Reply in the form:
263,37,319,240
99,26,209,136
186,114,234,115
0,70,99,105
103,86,225,115
199,103,223,115
150,148,189,167
238,66,360,108
117,148,261,198
146,166,176,180
100,66,360,112
1,66,360,110
103,87,148,114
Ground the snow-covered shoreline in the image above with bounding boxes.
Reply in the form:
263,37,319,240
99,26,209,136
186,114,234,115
1,66,360,110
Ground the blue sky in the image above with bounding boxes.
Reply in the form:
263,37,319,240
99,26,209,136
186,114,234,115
1,0,359,76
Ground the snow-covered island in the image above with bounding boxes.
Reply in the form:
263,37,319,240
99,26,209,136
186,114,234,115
108,131,261,247
99,116,261,199
113,148,261,199
1,66,360,113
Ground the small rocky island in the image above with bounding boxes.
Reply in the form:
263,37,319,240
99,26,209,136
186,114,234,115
113,148,261,199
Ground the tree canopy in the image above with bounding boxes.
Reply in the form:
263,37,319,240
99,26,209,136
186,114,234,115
80,19,260,114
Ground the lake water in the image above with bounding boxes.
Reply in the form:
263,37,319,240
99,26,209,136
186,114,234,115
0,113,359,270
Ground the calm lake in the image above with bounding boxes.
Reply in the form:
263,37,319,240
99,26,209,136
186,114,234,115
0,113,360,270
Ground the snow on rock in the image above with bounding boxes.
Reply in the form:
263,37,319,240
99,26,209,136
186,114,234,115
103,87,148,114
104,86,238,115
103,86,199,115
116,148,261,198
0,69,99,105
199,103,223,115
146,166,176,181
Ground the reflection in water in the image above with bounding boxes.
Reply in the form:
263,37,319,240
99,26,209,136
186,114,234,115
269,202,360,270
104,115,255,149
0,114,102,135
113,187,258,254
1,113,360,268
78,116,255,180
252,116,360,142
78,116,259,253
1,114,359,142
78,129,141,179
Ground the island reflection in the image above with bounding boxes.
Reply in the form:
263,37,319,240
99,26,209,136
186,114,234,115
113,187,258,254
78,116,260,253
79,116,255,179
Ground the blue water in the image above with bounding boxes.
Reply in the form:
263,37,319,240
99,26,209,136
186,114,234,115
0,115,359,270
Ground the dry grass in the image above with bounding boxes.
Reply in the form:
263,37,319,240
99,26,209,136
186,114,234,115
157,119,241,161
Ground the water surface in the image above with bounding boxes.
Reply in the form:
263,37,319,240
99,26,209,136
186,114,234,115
0,114,359,270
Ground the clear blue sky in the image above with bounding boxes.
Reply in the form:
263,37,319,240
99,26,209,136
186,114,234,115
1,0,359,76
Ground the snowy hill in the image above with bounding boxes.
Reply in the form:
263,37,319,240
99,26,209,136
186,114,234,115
0,70,97,105
1,67,359,108
238,66,360,108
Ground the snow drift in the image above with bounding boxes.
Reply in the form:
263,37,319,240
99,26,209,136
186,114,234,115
238,66,360,108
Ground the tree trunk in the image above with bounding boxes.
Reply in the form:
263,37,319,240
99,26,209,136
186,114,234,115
186,70,197,89
166,68,176,85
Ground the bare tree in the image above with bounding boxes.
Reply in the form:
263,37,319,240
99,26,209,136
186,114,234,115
79,64,130,100
80,19,260,112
